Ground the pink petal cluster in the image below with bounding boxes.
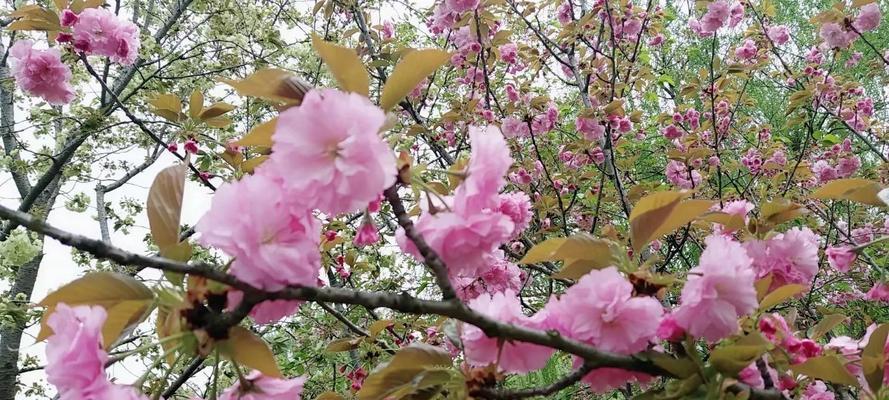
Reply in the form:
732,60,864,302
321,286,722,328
454,251,524,301
496,192,533,238
196,173,322,292
825,245,857,273
745,227,820,290
577,117,605,142
665,160,702,189
866,282,889,302
218,371,306,400
735,39,757,59
820,23,856,49
691,0,735,35
461,290,554,373
802,380,836,400
542,267,663,392
227,290,302,325
853,3,881,32
767,25,790,45
444,0,479,14
46,304,147,399
9,40,75,105
502,116,530,138
71,8,141,65
268,89,396,215
673,235,757,342
398,126,518,276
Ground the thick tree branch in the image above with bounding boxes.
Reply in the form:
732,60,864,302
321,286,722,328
383,185,459,300
0,202,781,400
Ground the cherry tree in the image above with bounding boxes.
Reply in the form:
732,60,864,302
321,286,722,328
0,0,887,399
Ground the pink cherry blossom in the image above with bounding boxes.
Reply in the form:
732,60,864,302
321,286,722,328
825,245,856,273
72,8,141,65
227,290,301,324
445,0,479,14
577,117,605,142
820,23,855,49
60,9,79,27
45,304,108,396
453,125,513,214
866,282,889,302
735,39,757,59
398,210,514,276
767,25,790,44
853,3,881,32
354,218,380,247
544,267,663,354
656,313,686,341
728,2,744,27
454,252,523,300
501,116,530,138
499,43,518,64
461,290,554,373
9,40,75,105
648,34,664,46
802,380,836,400
745,227,820,290
496,192,532,238
700,0,731,33
219,371,306,400
195,173,322,291
673,235,757,342
268,89,396,215
381,20,395,40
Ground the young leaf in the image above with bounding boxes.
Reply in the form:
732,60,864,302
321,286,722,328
357,344,452,400
790,355,860,387
188,90,204,119
198,102,236,120
379,49,451,110
809,314,846,340
519,234,620,279
147,163,187,253
235,118,277,147
629,191,714,252
223,326,282,378
759,284,804,310
37,272,154,346
311,34,369,97
861,324,889,392
221,69,311,104
148,94,184,122
811,178,886,207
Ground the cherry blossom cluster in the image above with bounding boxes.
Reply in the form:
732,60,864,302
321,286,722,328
43,303,304,399
9,7,140,105
196,89,397,323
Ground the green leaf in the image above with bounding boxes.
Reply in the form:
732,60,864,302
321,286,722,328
148,94,184,122
790,355,859,387
811,178,886,207
380,49,451,110
326,337,363,352
759,284,804,310
809,314,846,341
629,191,714,252
188,90,204,119
147,163,187,253
223,326,282,378
311,34,369,97
198,102,236,120
37,272,153,347
862,324,889,392
357,344,452,400
519,234,621,279
221,69,310,104
710,332,769,377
